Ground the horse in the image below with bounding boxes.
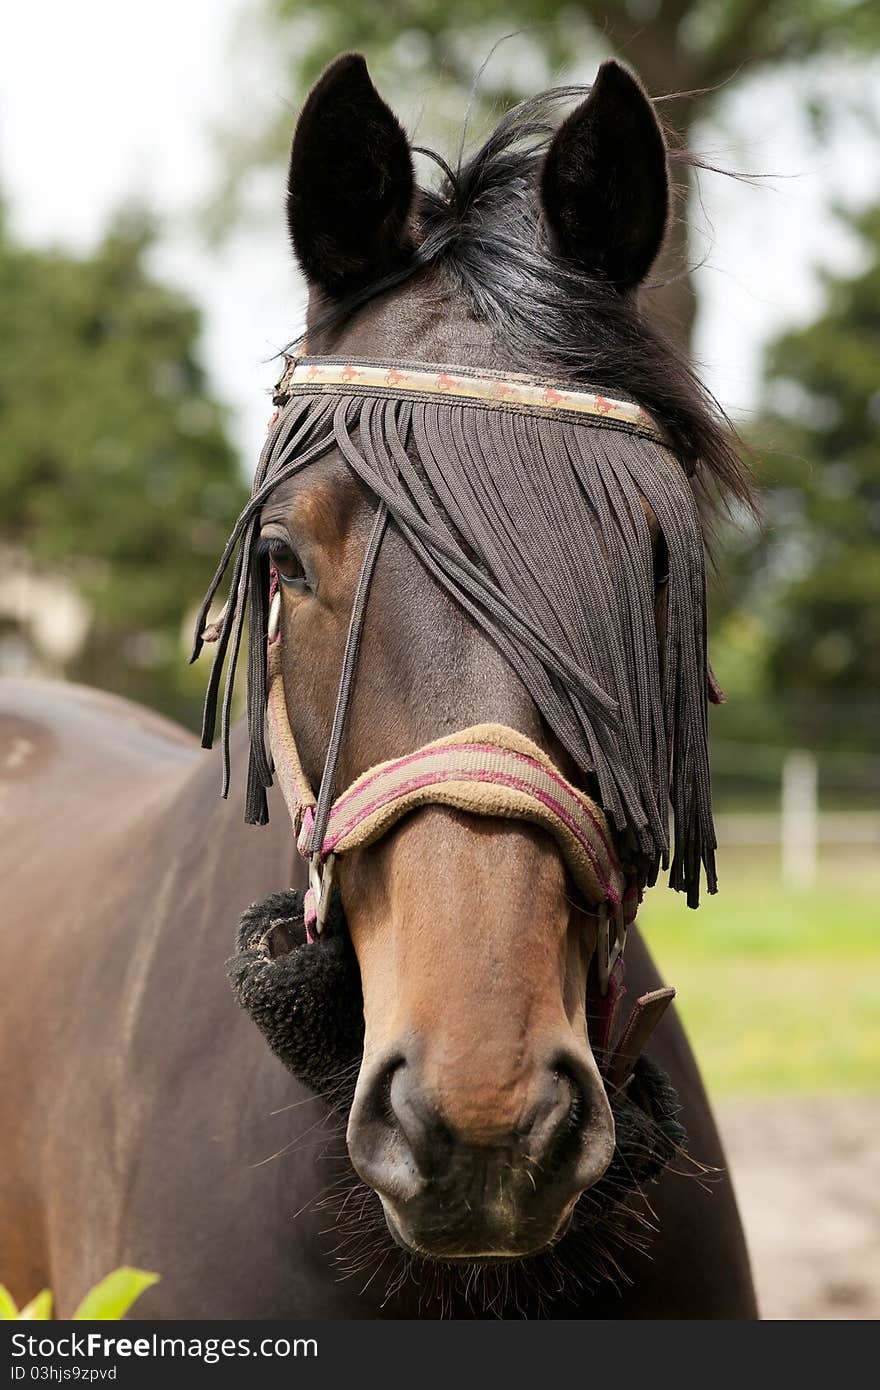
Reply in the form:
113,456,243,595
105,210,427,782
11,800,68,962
0,54,758,1318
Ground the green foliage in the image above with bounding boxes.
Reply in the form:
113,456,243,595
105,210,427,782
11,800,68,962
14,1290,53,1321
70,1269,160,1321
216,0,880,211
0,1268,158,1320
0,212,247,726
208,1,880,347
262,0,879,88
715,206,880,751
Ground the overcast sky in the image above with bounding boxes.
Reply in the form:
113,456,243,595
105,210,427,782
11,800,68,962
2,2,877,465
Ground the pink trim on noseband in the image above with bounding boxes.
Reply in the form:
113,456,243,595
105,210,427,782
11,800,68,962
328,740,618,863
323,766,621,905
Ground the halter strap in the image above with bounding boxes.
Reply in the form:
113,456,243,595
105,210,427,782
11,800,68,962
202,352,681,1072
265,638,636,986
262,355,650,955
263,615,672,1076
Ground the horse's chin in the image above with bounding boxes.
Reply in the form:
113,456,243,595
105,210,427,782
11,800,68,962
377,1196,576,1265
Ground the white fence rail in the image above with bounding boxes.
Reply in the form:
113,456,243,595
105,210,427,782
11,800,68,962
709,741,879,884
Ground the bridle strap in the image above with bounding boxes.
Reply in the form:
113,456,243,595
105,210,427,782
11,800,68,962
309,503,389,855
275,357,663,441
214,354,657,970
266,634,635,975
207,352,679,1073
265,639,316,830
265,631,675,1071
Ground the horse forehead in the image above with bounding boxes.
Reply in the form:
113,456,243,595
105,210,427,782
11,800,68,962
307,268,499,365
261,465,362,547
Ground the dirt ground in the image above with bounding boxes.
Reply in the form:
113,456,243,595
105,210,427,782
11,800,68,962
716,1097,880,1320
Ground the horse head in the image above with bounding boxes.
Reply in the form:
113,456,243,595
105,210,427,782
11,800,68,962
203,54,751,1269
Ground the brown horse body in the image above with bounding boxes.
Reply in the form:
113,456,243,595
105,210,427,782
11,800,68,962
0,679,755,1317
1,54,760,1317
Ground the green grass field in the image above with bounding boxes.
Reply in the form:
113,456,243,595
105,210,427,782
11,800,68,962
639,848,880,1094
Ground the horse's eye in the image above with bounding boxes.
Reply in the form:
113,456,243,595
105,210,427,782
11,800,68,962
261,536,310,592
274,548,309,592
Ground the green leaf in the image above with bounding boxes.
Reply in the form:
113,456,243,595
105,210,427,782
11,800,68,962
72,1268,159,1321
18,1290,53,1320
0,1285,18,1319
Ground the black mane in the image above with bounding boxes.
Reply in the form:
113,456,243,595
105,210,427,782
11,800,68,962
299,84,755,515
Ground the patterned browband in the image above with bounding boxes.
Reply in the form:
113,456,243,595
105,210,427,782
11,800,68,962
272,356,662,440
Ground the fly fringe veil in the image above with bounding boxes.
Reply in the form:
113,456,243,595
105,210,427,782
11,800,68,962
192,363,717,908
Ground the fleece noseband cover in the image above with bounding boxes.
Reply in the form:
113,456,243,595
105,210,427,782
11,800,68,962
227,890,363,1096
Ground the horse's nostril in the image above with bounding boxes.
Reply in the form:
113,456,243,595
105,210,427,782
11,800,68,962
518,1063,586,1172
388,1065,454,1179
346,1056,423,1205
354,1054,407,1136
375,1057,398,1127
548,1053,617,1194
554,1059,592,1133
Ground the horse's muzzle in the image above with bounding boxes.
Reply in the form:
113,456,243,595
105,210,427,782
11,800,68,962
346,1048,615,1259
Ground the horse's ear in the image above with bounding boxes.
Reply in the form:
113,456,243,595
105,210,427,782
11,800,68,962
540,60,668,290
286,53,415,297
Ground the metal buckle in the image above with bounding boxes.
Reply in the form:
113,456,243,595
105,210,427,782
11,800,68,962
597,902,625,996
308,854,336,935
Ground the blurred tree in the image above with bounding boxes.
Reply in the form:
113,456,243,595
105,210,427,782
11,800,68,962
216,0,880,347
713,205,880,752
0,211,247,726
